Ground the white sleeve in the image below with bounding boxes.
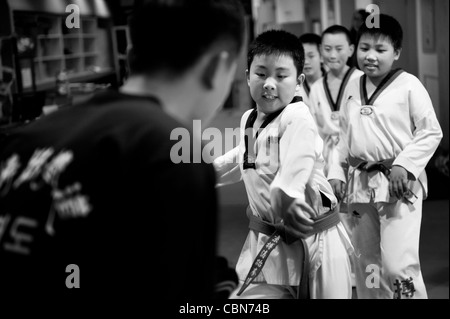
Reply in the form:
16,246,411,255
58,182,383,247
308,85,320,130
327,93,350,182
393,78,443,178
309,83,330,140
213,146,242,187
270,110,316,213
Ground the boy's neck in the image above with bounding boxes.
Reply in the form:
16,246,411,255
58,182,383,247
328,65,350,80
367,72,389,87
256,109,269,123
120,74,196,125
305,73,321,85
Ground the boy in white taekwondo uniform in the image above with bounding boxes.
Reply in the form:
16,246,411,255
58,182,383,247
214,30,353,299
328,14,443,299
295,33,325,108
309,25,364,176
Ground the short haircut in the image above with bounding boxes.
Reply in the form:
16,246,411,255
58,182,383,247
356,9,370,22
247,29,305,76
321,25,352,45
299,33,321,52
128,0,246,75
357,14,403,51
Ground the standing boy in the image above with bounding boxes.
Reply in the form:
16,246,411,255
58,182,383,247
309,25,364,176
296,33,325,108
328,14,443,299
214,30,353,299
0,0,245,301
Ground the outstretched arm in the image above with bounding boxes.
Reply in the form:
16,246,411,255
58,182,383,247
270,110,318,238
213,146,242,187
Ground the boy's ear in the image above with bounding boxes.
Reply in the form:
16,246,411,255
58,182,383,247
297,73,305,86
246,69,250,86
201,51,230,90
394,48,402,61
349,43,355,57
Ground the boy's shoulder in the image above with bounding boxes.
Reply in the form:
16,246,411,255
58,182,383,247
240,108,255,122
282,101,313,121
350,69,421,89
350,68,364,79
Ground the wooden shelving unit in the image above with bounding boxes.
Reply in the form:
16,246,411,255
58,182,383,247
13,12,114,92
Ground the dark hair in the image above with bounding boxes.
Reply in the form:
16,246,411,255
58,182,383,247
128,0,246,75
322,25,352,45
299,33,321,51
247,29,305,76
356,9,370,22
357,14,403,51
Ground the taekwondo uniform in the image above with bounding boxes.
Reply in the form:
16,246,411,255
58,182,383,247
309,67,364,177
295,80,312,111
214,98,354,299
328,69,443,299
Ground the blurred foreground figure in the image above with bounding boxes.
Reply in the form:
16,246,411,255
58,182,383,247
0,0,245,300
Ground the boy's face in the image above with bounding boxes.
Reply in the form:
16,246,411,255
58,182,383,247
302,43,322,81
247,54,301,114
321,33,354,74
357,34,401,85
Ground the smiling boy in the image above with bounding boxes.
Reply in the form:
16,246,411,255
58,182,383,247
214,30,353,299
296,33,325,108
328,14,443,299
309,26,364,176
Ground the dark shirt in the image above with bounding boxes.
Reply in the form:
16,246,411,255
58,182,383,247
0,90,217,299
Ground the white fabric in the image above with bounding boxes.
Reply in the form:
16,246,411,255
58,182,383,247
214,101,353,295
327,71,443,299
229,225,352,299
327,71,443,203
349,192,428,299
309,70,364,176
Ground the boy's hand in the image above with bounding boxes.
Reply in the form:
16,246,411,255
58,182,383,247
329,179,345,202
389,165,409,199
284,199,316,239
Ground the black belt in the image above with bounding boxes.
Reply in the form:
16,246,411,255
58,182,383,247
348,156,394,176
236,205,341,298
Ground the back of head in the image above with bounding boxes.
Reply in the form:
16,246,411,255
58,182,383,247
357,9,370,20
322,25,352,45
128,0,246,76
357,14,403,51
353,9,370,27
247,29,305,76
299,33,321,51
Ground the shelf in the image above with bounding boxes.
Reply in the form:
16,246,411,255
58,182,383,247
63,34,81,39
12,12,114,92
35,55,65,62
37,34,61,40
21,68,115,93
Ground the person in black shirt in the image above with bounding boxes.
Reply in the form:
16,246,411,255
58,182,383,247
0,0,245,302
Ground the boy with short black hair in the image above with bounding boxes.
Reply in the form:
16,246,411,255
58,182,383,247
309,25,364,176
328,14,443,299
296,33,325,107
0,0,245,301
214,29,353,299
